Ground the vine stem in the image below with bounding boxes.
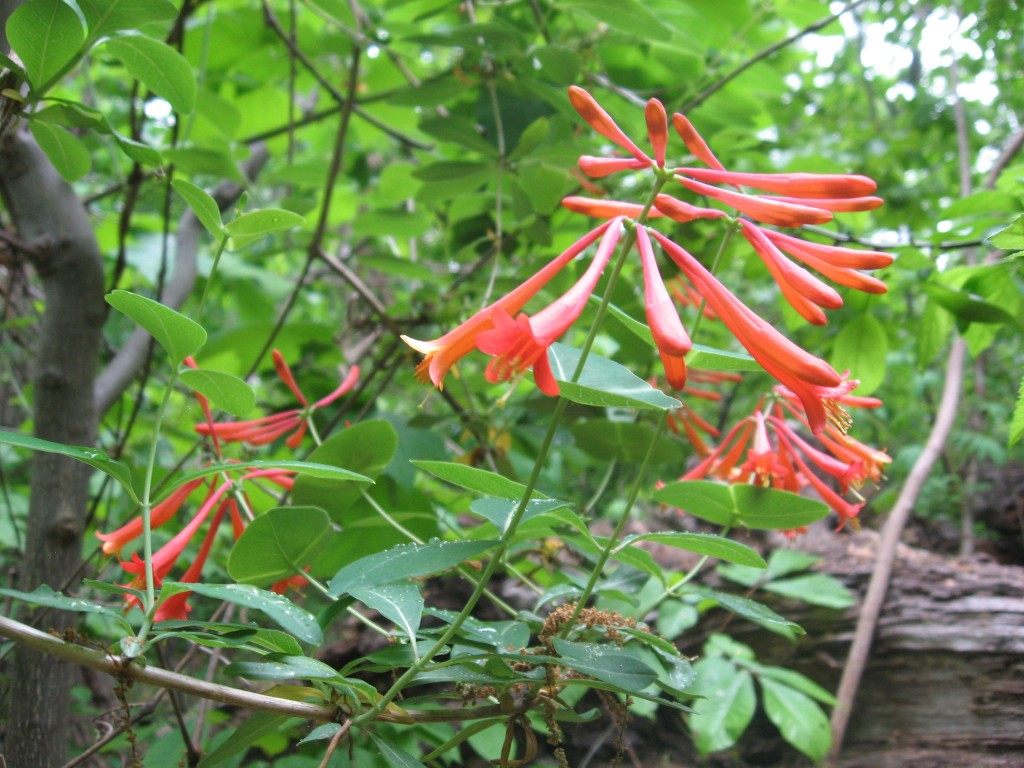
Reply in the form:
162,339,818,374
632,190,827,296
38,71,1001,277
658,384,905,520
561,416,669,636
137,370,181,630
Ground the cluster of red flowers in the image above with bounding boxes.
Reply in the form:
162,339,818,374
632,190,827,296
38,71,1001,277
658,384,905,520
96,352,358,620
673,382,890,531
404,87,892,436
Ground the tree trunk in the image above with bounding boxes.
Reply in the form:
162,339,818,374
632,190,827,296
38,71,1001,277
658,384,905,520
0,129,105,768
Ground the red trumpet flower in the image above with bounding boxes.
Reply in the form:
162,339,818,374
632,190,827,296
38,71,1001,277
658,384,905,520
195,350,358,449
403,221,615,389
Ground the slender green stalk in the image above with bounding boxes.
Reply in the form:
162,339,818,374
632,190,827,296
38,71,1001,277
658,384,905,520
688,216,740,343
197,236,230,317
561,417,668,636
136,369,181,640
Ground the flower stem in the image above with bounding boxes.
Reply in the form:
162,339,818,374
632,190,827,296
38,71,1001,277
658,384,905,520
560,416,668,637
688,217,739,343
137,369,181,639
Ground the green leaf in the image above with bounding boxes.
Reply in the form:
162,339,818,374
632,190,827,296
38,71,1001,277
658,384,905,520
228,507,332,587
597,300,759,372
106,290,206,364
225,654,341,681
747,662,837,706
562,0,673,41
624,532,766,569
299,723,344,745
0,585,131,630
7,0,85,90
224,208,305,251
689,658,756,754
328,540,498,597
654,480,829,530
180,583,322,645
759,677,832,762
830,313,888,396
762,574,856,609
171,179,224,240
922,281,1015,326
367,731,426,768
1010,376,1024,448
198,712,296,768
292,421,397,519
113,133,162,167
411,460,543,500
101,34,196,114
28,121,91,181
570,420,684,466
351,583,424,644
0,429,138,502
989,214,1024,254
551,638,658,692
467,497,573,534
688,586,804,634
548,343,681,411
178,368,255,416
688,343,762,372
78,0,177,41
160,460,372,503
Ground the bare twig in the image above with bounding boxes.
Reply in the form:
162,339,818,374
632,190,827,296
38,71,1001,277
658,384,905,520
681,0,872,113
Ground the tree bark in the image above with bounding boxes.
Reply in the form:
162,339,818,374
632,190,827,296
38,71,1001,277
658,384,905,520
0,129,105,768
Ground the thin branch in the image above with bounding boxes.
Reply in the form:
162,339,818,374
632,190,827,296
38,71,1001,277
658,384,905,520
317,247,403,337
0,614,510,726
681,0,872,113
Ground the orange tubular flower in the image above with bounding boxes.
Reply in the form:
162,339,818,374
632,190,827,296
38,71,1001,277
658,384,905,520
561,196,662,219
403,221,614,389
578,156,649,178
568,86,652,165
677,393,886,530
672,113,726,171
650,228,849,434
96,478,206,556
740,221,843,325
195,351,359,449
677,177,834,227
652,194,727,224
475,220,623,394
636,226,691,389
645,98,669,168
674,167,878,198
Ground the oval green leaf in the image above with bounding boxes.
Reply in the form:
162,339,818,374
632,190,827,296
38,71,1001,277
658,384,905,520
328,539,498,597
179,368,255,416
830,313,888,396
228,507,332,587
106,289,206,364
654,480,829,530
172,178,224,240
101,34,197,114
549,343,681,411
0,428,138,502
29,120,91,181
551,638,658,692
411,460,543,500
179,583,322,645
292,420,397,519
760,677,832,762
625,532,767,569
7,0,85,90
224,208,305,251
78,0,177,41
